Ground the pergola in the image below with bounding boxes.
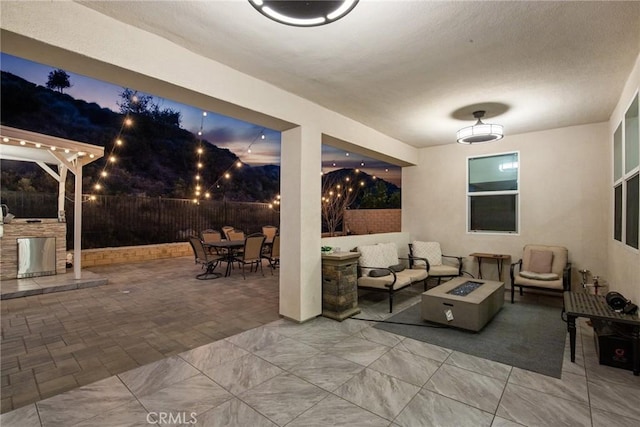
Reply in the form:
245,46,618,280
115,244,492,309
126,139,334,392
0,125,104,279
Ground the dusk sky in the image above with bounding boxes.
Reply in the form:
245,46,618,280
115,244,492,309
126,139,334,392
1,53,401,185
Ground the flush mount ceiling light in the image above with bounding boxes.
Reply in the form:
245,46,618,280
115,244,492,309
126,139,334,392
456,110,504,144
249,0,359,27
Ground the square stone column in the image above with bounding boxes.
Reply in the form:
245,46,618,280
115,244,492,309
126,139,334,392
321,252,361,321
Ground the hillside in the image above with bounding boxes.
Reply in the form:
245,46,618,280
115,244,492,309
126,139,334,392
1,71,399,206
0,71,279,201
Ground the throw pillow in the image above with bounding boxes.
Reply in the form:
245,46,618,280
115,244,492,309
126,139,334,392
389,263,405,272
411,241,442,267
369,269,391,277
377,242,400,267
529,250,554,274
520,270,559,281
358,244,387,277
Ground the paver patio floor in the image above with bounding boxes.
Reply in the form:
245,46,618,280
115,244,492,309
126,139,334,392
1,256,280,414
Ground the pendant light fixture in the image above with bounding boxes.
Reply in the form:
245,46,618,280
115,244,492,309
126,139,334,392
456,110,504,144
249,0,359,27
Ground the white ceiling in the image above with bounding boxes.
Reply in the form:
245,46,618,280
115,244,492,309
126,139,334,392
78,0,640,148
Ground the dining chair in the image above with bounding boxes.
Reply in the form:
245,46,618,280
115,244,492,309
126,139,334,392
262,225,278,244
221,226,234,240
201,229,221,252
262,234,280,274
227,229,245,241
233,233,266,279
188,236,223,280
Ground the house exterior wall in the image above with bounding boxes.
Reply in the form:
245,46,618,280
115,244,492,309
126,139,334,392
607,53,640,303
0,1,417,322
403,122,610,289
1,2,638,310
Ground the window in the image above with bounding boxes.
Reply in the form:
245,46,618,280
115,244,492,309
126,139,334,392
613,93,639,249
468,152,519,233
626,173,639,249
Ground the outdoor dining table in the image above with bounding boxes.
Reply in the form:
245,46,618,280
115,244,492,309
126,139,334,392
204,240,245,277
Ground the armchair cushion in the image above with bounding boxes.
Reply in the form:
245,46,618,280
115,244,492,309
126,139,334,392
410,241,442,267
428,264,461,277
519,270,559,281
528,250,553,274
522,245,568,276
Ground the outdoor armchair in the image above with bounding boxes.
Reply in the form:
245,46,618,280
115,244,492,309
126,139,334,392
510,244,571,303
408,241,463,286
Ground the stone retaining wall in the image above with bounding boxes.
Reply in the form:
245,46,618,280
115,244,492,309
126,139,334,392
81,242,191,267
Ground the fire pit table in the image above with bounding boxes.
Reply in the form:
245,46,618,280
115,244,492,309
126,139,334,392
421,277,504,331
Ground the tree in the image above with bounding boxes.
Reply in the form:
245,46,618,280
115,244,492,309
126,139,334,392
117,88,182,127
321,171,364,236
360,181,401,208
46,69,72,93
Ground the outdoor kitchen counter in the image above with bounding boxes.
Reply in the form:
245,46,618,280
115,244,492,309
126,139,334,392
0,219,67,280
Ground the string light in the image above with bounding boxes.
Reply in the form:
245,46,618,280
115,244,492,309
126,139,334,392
192,111,209,203
89,89,139,198
202,127,270,201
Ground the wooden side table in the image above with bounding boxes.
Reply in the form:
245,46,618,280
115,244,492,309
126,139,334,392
469,253,511,281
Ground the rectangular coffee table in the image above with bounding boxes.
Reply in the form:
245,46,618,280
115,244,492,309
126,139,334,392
421,277,504,331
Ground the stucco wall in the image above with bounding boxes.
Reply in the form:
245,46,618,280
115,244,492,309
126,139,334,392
403,123,611,289
607,53,640,303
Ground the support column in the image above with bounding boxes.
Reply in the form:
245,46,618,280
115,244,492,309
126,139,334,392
57,165,67,219
73,163,82,280
280,126,322,322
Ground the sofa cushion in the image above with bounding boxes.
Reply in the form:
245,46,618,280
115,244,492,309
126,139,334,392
411,241,442,267
358,273,412,290
397,268,428,283
529,250,553,274
378,242,400,266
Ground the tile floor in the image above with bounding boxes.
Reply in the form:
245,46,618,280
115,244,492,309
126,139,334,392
2,259,640,426
1,257,280,414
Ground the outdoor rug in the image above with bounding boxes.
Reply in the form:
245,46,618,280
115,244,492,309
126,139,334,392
373,301,567,378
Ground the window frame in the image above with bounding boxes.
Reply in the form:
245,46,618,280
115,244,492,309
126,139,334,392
466,151,520,235
613,91,640,251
